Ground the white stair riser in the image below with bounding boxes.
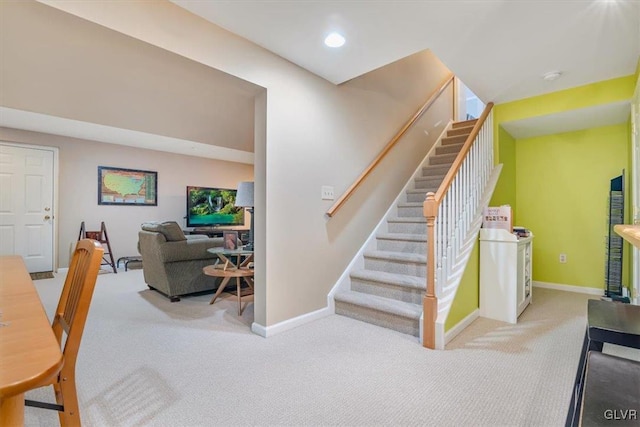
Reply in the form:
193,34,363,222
387,221,427,234
351,279,424,305
335,301,420,337
364,257,426,277
397,205,423,217
377,238,426,253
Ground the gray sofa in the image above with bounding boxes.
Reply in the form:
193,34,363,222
137,221,223,302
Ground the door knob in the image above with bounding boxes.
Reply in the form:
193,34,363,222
44,215,51,220
44,207,51,211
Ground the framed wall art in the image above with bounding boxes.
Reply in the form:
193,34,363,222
98,166,158,206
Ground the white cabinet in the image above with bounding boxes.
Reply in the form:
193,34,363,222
479,228,533,324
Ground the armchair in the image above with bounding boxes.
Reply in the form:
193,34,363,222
137,221,224,302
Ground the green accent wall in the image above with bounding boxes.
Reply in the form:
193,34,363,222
445,240,479,330
446,74,636,333
516,124,629,288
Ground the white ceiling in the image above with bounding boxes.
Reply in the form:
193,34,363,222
167,0,640,139
171,0,640,104
2,1,639,158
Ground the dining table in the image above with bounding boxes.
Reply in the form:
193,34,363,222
0,255,63,426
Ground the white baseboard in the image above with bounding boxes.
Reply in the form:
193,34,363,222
251,306,332,338
444,309,479,346
56,267,68,274
533,281,603,296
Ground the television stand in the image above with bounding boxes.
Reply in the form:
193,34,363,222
185,227,250,241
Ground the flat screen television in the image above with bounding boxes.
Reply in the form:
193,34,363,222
186,186,245,228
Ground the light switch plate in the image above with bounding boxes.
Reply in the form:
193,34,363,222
321,185,334,200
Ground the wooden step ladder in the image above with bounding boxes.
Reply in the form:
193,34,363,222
78,221,117,273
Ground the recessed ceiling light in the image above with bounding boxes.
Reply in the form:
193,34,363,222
542,71,563,81
324,32,345,48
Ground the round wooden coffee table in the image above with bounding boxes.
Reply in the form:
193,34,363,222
203,249,254,315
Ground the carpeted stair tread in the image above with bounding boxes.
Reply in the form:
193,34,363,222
406,188,437,196
411,187,440,195
441,134,468,146
334,290,422,319
436,143,464,155
386,216,427,223
447,125,475,136
376,232,427,242
396,201,423,208
350,269,426,290
415,175,445,184
430,153,458,164
414,182,443,192
363,250,427,264
422,164,451,176
452,118,478,128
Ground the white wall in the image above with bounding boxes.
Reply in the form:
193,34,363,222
36,0,452,328
0,127,253,268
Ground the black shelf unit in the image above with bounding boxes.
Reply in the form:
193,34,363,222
604,172,626,302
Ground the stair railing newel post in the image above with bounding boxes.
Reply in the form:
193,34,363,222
423,192,438,349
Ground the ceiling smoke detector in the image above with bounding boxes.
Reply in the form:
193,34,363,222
542,71,563,81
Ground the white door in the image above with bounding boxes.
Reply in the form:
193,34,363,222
0,143,54,272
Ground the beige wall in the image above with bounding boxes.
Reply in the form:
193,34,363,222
35,1,451,328
1,1,261,153
0,127,253,268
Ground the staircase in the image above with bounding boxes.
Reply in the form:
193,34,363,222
334,119,478,337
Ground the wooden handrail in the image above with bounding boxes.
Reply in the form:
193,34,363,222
326,73,455,217
433,102,494,203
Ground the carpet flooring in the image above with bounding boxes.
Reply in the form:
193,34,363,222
23,270,637,426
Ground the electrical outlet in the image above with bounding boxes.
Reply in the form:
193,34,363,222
559,253,567,264
321,185,334,200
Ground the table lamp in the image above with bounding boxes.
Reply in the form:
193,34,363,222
235,181,254,251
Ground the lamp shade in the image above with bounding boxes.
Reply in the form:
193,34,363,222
235,181,254,207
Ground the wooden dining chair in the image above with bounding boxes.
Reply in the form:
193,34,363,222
25,239,104,426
